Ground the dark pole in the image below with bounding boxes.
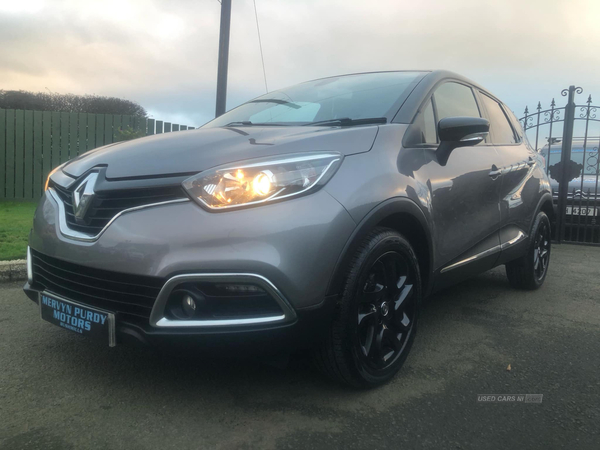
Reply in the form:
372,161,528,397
215,0,232,118
557,85,577,243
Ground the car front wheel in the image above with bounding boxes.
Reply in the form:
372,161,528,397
313,227,422,388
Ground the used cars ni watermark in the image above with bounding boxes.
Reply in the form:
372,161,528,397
478,394,543,403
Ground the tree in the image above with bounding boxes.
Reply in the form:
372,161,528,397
0,90,147,116
114,126,147,142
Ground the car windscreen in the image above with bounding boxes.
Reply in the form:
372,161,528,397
203,72,423,127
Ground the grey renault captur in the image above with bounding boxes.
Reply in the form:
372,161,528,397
25,70,554,387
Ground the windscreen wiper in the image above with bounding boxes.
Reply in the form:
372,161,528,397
225,121,254,126
247,99,302,109
303,117,387,127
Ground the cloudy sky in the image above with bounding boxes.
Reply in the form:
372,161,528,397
1,0,599,127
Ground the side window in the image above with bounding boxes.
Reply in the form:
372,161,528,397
480,94,517,144
505,107,524,142
433,82,481,120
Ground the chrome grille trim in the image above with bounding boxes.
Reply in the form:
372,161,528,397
48,188,190,242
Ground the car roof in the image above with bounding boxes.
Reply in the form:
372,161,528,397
302,70,431,83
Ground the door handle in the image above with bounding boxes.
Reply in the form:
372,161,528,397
489,165,502,180
527,157,535,167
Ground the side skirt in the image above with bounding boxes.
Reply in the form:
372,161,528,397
432,225,527,293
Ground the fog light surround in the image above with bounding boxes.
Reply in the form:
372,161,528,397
27,247,33,283
151,274,297,328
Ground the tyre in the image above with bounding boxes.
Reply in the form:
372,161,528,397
505,211,551,290
313,227,422,388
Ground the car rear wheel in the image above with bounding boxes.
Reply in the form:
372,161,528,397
313,227,421,388
505,211,551,290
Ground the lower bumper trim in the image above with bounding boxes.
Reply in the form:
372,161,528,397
149,273,297,328
155,314,286,328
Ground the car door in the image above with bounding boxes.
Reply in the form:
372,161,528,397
477,92,542,255
408,81,504,277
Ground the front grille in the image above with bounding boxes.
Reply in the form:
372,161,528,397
52,183,187,236
31,249,164,321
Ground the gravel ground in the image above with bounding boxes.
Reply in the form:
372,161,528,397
0,244,599,450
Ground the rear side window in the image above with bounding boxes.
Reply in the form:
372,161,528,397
480,94,517,144
434,82,481,120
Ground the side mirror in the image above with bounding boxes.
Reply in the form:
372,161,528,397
436,117,490,166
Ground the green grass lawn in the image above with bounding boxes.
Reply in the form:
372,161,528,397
0,201,37,261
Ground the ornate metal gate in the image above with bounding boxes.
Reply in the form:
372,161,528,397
520,86,600,245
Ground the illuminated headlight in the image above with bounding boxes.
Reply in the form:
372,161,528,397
44,163,67,191
182,152,343,210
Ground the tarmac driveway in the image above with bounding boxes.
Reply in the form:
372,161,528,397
0,244,599,450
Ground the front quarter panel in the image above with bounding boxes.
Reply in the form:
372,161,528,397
324,124,432,226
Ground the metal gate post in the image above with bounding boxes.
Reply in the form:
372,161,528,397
556,86,577,242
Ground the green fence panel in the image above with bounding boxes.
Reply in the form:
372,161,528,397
104,114,113,145
133,115,144,133
42,111,52,185
60,112,69,164
77,113,87,156
86,114,95,152
147,118,155,135
69,113,78,160
33,111,43,199
14,110,24,199
112,115,121,141
188,126,195,130
5,110,15,199
121,115,131,132
95,114,104,148
0,108,192,199
0,109,5,198
24,111,34,200
50,112,61,169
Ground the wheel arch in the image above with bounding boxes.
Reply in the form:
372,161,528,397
326,197,434,298
536,193,555,236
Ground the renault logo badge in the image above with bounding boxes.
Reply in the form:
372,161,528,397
72,172,98,221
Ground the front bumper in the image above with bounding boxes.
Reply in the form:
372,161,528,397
27,189,356,348
23,282,338,353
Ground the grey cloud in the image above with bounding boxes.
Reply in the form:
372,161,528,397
1,0,599,126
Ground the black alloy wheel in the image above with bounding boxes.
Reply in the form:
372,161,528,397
533,219,550,281
506,211,552,290
357,252,416,371
313,227,422,388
